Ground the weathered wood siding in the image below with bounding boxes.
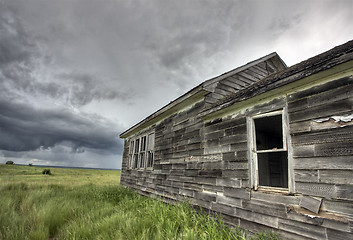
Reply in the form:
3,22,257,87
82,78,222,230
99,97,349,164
120,75,353,239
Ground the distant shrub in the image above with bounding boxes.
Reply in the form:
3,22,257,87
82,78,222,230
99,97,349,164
29,163,33,167
6,161,14,165
42,169,52,175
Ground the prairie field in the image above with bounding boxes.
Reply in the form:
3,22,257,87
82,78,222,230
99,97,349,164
0,164,279,240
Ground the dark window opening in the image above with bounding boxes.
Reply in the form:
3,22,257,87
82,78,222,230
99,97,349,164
258,152,288,188
133,154,138,168
147,151,154,168
252,112,288,189
254,115,283,150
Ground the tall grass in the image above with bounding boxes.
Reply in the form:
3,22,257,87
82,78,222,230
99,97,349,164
0,165,279,240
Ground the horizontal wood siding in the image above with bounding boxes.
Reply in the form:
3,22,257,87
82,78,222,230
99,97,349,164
121,75,353,239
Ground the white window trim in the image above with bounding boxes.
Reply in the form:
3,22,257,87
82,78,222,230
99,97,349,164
128,131,155,170
248,108,294,193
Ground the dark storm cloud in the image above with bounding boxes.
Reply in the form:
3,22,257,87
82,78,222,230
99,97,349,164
0,9,34,66
0,98,122,154
0,0,351,169
0,3,127,106
0,4,124,162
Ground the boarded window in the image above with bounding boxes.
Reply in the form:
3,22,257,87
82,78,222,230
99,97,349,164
250,110,289,190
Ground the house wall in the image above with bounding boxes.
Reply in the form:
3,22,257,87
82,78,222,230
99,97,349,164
120,75,353,240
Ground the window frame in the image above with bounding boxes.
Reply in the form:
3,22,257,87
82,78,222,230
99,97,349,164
128,131,155,170
146,132,155,169
248,108,294,193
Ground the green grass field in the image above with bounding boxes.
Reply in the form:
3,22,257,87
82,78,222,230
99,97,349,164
0,164,279,240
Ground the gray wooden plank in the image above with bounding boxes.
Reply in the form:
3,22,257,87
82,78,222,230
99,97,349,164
326,228,353,240
237,208,279,228
299,195,322,214
296,182,336,198
321,199,353,217
294,156,353,170
242,199,287,218
216,195,242,207
294,170,319,182
211,202,236,216
223,187,250,200
278,218,327,240
319,170,353,184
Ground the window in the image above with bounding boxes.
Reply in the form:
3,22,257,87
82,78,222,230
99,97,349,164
147,133,155,168
249,110,291,191
139,136,146,168
128,140,134,169
133,138,139,169
129,132,155,170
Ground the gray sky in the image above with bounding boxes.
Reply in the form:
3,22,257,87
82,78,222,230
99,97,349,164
0,0,352,169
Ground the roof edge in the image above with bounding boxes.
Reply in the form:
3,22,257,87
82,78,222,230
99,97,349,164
120,84,209,138
198,40,353,119
202,52,286,90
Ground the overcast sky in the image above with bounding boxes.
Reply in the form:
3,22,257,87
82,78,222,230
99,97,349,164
0,0,352,169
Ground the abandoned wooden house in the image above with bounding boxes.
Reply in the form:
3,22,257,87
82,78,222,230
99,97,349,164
120,40,353,240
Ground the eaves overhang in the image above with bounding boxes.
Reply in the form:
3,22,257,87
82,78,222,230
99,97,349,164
120,85,210,139
198,40,353,120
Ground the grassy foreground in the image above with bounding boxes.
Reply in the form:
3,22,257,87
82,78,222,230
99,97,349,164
0,165,279,240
